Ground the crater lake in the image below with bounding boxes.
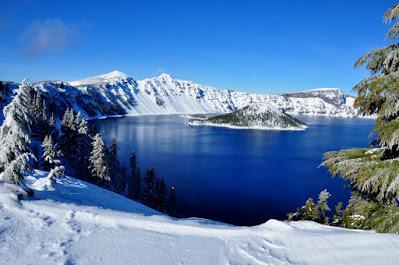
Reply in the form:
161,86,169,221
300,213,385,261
93,115,374,226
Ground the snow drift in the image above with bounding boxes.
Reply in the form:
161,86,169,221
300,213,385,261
0,171,397,265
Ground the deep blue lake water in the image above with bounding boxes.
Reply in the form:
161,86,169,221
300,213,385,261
94,115,375,226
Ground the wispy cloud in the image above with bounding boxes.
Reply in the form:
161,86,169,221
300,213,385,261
20,19,78,57
154,67,167,75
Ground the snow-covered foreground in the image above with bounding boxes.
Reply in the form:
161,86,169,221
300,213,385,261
0,172,398,265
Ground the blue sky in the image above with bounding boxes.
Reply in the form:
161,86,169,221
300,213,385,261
0,0,397,93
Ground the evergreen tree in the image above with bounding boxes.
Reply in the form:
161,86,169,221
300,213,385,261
75,112,88,134
59,110,91,180
47,113,58,141
118,165,127,195
287,198,317,221
60,108,77,159
30,93,49,140
0,82,34,177
288,190,330,224
332,202,343,226
341,208,352,228
322,2,399,232
315,189,331,224
106,138,124,193
32,145,39,169
41,135,62,171
167,186,177,216
128,151,141,199
73,112,91,180
89,134,110,187
143,168,156,208
2,153,32,185
156,178,166,211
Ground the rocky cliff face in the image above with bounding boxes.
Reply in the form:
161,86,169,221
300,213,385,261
1,71,359,121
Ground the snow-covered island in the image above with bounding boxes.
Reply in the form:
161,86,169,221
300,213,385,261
188,103,307,130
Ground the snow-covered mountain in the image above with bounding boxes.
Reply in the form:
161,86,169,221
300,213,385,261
71,71,358,118
135,74,357,117
189,103,307,130
1,71,358,121
1,171,397,265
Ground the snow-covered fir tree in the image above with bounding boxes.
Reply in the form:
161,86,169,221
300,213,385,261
75,112,88,134
2,153,32,185
60,108,76,158
287,190,330,224
316,189,331,224
30,92,49,140
322,2,399,232
73,112,91,179
89,134,110,187
287,198,317,221
0,82,35,183
46,113,58,141
41,135,62,171
59,109,92,180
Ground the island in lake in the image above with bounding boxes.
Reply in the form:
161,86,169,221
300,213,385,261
188,103,307,130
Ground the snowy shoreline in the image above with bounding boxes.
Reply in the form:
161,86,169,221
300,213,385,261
188,121,308,131
87,111,375,121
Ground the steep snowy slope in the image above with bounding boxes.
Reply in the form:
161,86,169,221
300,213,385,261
279,88,356,116
0,172,397,265
0,71,358,121
68,71,359,118
189,103,307,130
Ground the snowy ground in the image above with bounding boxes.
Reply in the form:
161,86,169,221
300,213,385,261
0,172,398,265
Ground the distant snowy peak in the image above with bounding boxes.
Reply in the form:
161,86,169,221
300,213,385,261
304,88,343,92
156,73,175,81
1,71,360,120
69,70,132,86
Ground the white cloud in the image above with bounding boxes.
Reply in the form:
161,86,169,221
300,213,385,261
20,19,77,57
154,67,167,75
